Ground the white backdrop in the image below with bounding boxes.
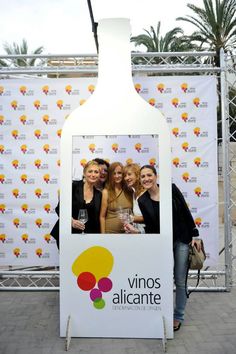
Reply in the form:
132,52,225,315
0,76,218,266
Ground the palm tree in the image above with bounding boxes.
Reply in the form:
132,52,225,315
176,0,236,66
130,22,198,65
0,39,44,67
131,22,197,53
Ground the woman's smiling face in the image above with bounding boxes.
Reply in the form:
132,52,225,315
140,167,157,190
124,170,137,189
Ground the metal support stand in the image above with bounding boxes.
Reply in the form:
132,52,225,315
65,315,71,351
161,316,167,352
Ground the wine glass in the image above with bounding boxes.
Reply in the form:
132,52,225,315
78,209,88,234
124,209,134,224
118,208,133,224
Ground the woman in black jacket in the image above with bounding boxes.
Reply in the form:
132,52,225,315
124,164,200,331
51,161,102,248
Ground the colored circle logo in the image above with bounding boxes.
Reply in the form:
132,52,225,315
72,246,114,310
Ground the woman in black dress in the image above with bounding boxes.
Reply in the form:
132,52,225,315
51,161,102,248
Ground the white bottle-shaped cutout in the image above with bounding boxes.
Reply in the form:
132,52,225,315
60,18,173,339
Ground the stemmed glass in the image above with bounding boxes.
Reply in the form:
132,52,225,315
78,209,88,234
118,208,133,224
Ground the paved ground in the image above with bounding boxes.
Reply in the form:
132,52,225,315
0,288,236,354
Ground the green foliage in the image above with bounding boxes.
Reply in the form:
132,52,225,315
0,39,44,67
131,21,197,53
177,0,236,66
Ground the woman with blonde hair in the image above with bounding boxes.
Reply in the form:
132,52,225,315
123,163,145,231
100,162,132,233
51,160,102,247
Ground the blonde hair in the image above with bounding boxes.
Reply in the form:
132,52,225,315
83,160,99,175
124,163,144,197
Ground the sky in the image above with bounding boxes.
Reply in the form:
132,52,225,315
0,0,202,55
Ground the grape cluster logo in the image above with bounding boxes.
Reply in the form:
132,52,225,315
194,187,202,197
21,174,27,183
20,115,27,124
0,145,4,154
34,159,41,169
0,174,5,183
20,144,27,154
36,248,43,257
43,144,50,153
195,217,202,227
194,157,201,167
80,159,87,167
20,86,27,95
193,97,200,107
135,143,142,152
14,248,21,257
0,115,5,124
12,160,19,169
172,157,180,167
89,144,96,153
11,100,18,110
44,204,51,213
181,83,188,93
12,130,19,139
34,129,41,139
0,204,6,213
21,204,28,213
182,172,189,182
181,112,188,122
148,98,155,106
13,218,20,228
57,129,62,138
65,85,72,94
57,100,63,109
172,128,179,137
88,84,95,94
12,189,19,198
35,188,42,198
34,100,41,110
42,115,49,124
42,86,49,95
157,83,165,93
0,86,4,95
72,246,114,310
112,143,119,153
35,218,42,228
182,142,189,152
193,127,201,137
43,174,50,183
135,83,141,93
22,234,28,243
149,158,156,166
0,234,6,243
44,234,51,243
171,98,179,108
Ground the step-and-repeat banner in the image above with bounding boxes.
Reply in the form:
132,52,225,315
0,76,218,266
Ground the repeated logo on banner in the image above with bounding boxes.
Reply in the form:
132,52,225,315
0,77,218,266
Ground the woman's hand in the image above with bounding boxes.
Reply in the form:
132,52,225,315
71,218,85,231
124,223,139,234
191,239,202,252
